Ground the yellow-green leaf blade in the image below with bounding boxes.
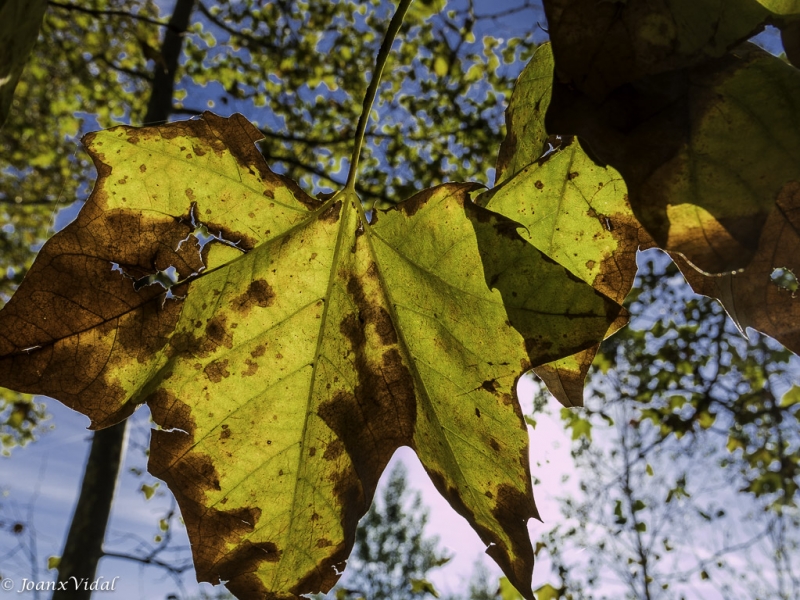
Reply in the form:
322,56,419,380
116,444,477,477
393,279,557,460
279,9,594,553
371,184,542,594
371,183,624,595
0,113,316,426
0,114,630,600
485,43,648,406
495,43,555,184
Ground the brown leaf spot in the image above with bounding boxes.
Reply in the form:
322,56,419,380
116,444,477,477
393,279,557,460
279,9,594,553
232,279,275,314
490,438,500,452
481,379,498,393
198,315,233,356
148,386,276,599
139,164,146,172
316,538,333,548
204,359,230,383
374,307,398,346
344,274,400,348
397,186,440,217
250,345,266,358
425,468,534,598
309,447,317,457
242,359,258,377
323,439,344,461
220,424,231,440
318,349,416,493
289,541,349,598
486,483,539,595
219,541,282,600
534,180,544,189
319,200,342,223
319,270,417,505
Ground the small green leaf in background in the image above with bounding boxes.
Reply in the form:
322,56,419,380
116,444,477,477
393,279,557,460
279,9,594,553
560,408,593,441
533,583,561,600
781,385,800,407
140,483,160,501
500,577,526,600
410,578,440,597
407,0,446,21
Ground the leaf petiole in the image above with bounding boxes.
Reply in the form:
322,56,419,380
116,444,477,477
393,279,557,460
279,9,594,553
344,0,413,195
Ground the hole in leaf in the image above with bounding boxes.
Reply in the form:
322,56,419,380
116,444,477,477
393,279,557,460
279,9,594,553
770,267,799,292
133,265,180,292
177,202,244,255
110,203,246,302
111,262,186,305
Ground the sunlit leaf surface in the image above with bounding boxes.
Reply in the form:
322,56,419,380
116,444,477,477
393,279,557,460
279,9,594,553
485,44,648,406
0,113,626,599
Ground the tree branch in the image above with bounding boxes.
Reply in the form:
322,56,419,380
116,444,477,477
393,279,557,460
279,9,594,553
93,54,153,82
196,2,279,51
48,1,174,30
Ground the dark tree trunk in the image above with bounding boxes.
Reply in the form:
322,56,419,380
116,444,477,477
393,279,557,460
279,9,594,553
52,421,127,600
53,1,196,598
144,0,196,126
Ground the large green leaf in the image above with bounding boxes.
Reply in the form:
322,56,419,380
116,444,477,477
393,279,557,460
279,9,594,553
485,44,648,406
541,0,798,100
0,0,47,126
547,43,800,274
0,113,625,599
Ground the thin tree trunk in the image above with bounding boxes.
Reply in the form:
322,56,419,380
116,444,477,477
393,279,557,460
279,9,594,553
53,1,196,598
144,0,196,126
52,421,127,599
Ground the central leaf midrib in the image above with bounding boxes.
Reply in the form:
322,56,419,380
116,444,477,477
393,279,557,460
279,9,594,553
275,191,355,589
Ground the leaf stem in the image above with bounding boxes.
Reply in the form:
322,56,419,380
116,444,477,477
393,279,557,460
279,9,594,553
345,0,413,192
